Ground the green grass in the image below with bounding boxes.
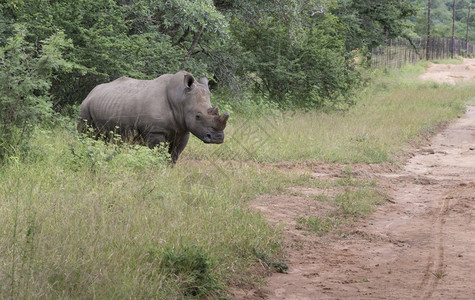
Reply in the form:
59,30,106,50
334,189,384,218
297,170,385,236
184,63,474,163
1,61,474,298
431,58,464,65
0,129,297,298
297,215,342,236
465,94,475,106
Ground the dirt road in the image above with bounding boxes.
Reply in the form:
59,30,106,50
419,59,475,84
239,60,475,299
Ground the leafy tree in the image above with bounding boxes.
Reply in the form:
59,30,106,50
0,25,72,160
408,0,475,42
226,0,360,108
334,0,417,53
0,0,418,114
7,0,186,108
1,0,230,108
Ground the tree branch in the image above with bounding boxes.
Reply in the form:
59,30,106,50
185,26,204,58
172,27,190,47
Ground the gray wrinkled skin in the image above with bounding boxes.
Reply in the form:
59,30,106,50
78,71,229,163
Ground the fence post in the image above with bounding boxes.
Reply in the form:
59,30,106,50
404,41,407,64
370,38,475,69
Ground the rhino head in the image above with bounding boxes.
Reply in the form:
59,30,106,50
180,73,229,143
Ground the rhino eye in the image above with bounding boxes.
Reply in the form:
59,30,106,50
196,114,201,120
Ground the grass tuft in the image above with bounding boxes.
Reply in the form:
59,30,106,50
158,244,220,297
297,215,342,236
334,189,384,218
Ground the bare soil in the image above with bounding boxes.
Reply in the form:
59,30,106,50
419,59,475,84
235,59,475,299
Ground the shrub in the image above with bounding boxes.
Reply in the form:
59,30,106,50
0,25,72,161
232,13,360,110
69,131,170,172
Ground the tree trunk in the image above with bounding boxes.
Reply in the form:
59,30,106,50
452,0,456,59
467,4,471,55
426,0,431,60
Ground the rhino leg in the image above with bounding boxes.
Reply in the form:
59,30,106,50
77,109,93,135
77,118,88,134
169,132,190,164
146,132,167,148
77,117,102,140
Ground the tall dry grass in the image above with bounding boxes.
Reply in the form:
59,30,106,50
0,130,298,298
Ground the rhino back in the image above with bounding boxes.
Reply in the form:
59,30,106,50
82,75,174,134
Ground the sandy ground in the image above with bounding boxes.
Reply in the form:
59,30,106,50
235,59,475,299
419,59,475,84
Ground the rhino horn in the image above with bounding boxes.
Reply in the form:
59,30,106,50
219,111,229,123
215,112,229,131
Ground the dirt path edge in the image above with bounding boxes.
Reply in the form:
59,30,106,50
234,60,475,300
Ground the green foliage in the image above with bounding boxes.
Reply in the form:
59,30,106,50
295,25,359,109
157,0,228,37
69,130,170,172
335,0,417,52
0,0,418,113
231,2,360,109
0,25,71,160
408,0,475,41
9,0,186,106
158,244,221,297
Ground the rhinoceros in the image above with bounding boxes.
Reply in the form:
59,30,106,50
78,71,229,163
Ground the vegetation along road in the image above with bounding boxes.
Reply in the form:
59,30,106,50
237,60,475,299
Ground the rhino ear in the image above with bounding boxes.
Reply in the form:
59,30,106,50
199,77,209,88
184,74,194,90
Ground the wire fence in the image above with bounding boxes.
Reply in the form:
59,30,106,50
371,37,475,69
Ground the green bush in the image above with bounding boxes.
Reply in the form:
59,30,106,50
69,131,170,172
1,0,418,114
0,25,71,161
4,0,225,107
232,14,360,109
